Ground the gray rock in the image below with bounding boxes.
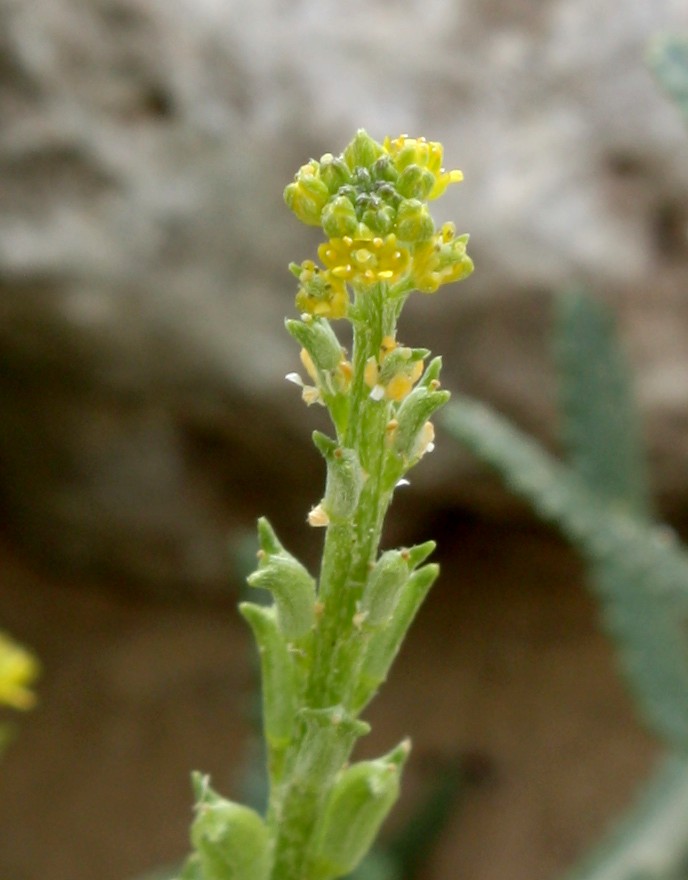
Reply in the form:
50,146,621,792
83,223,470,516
1,0,687,590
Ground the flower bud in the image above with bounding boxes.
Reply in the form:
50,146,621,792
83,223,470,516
321,195,359,238
310,741,410,877
371,154,399,183
343,129,385,171
189,775,270,880
361,203,395,235
313,432,364,523
284,162,330,226
396,164,436,200
247,518,316,640
395,198,435,242
319,152,352,192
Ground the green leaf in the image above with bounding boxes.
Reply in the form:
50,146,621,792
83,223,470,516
562,754,688,880
555,290,651,518
442,397,688,749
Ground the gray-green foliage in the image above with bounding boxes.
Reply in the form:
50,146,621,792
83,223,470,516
442,290,688,879
648,34,688,123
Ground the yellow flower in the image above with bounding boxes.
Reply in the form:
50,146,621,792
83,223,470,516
412,223,474,293
294,260,349,319
318,234,410,287
384,135,464,200
0,632,39,710
364,336,425,402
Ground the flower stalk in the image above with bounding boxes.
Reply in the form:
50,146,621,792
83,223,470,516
179,129,473,880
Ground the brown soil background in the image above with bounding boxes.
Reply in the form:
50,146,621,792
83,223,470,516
0,516,661,880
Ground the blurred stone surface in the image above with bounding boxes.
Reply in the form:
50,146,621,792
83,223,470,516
0,0,687,590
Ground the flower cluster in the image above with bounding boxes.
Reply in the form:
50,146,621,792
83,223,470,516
284,130,473,317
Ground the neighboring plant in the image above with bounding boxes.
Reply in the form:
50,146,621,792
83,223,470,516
176,130,473,880
443,289,688,880
648,34,688,122
0,630,39,755
442,33,688,880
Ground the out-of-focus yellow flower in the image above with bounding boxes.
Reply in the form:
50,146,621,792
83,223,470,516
412,223,474,293
318,234,410,287
383,135,464,200
0,632,39,710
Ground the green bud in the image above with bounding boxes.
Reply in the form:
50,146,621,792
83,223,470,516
396,164,435,200
352,166,373,190
361,203,395,235
343,129,385,171
319,152,352,192
353,564,439,712
247,518,316,639
321,195,359,238
313,432,364,523
395,198,435,242
239,603,298,775
371,154,399,183
284,165,330,226
311,741,410,877
189,775,271,880
286,316,343,373
360,550,410,627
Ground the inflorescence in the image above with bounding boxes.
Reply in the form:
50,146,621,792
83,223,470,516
285,130,474,319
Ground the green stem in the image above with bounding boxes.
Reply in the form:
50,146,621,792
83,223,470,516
268,284,401,880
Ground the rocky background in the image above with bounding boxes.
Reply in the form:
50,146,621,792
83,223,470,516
0,0,687,878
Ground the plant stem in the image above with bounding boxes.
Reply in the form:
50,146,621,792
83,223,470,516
268,285,400,879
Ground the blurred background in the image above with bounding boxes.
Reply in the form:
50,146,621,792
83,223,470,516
0,0,687,878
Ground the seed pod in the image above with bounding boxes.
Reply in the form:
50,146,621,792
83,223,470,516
247,518,316,640
392,385,450,463
239,603,298,775
286,317,343,374
310,741,411,877
360,550,410,627
293,706,370,783
189,775,271,880
177,853,203,880
353,564,439,712
312,432,364,523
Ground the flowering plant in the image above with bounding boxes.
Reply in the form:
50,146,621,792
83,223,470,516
178,129,473,880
